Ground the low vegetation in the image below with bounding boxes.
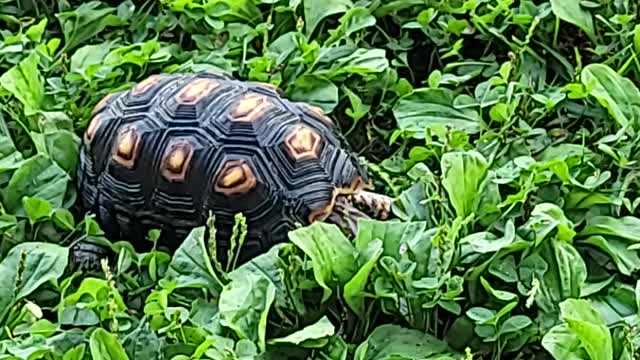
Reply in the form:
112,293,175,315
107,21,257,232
1,0,640,359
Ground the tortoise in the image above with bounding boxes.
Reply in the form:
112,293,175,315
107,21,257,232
73,71,393,269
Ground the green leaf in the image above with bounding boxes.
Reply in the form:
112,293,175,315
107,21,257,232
268,316,335,348
289,222,358,302
289,74,339,113
63,344,86,360
541,324,587,360
353,324,459,360
122,322,161,359
634,24,640,55
319,48,389,77
0,242,68,324
0,135,24,172
344,239,383,316
163,226,223,292
550,0,595,43
556,299,613,360
68,43,111,82
219,269,276,352
25,18,48,42
2,154,70,216
441,150,489,218
499,315,533,336
393,88,483,138
0,52,44,116
89,328,130,360
32,130,81,174
23,197,52,224
56,2,117,52
579,216,640,242
480,277,518,302
325,7,376,45
579,235,640,276
519,203,576,246
580,64,640,133
303,0,353,36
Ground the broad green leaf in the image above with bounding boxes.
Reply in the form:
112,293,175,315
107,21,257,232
122,321,161,359
68,43,111,81
0,135,24,172
0,242,68,324
56,2,117,52
344,239,383,316
289,74,339,113
319,48,389,77
550,0,595,42
559,299,613,360
499,315,533,336
0,51,44,116
163,226,223,292
553,239,587,300
89,328,130,360
63,344,87,360
23,197,52,224
63,277,127,323
460,220,516,260
542,324,588,360
325,7,376,45
268,316,335,348
393,88,483,137
480,277,517,302
33,130,81,174
289,222,358,302
303,0,353,36
581,64,640,133
219,271,276,352
353,324,459,360
355,219,431,261
440,150,488,218
579,216,640,242
634,24,640,55
25,18,48,42
579,236,640,276
2,154,70,216
519,203,576,246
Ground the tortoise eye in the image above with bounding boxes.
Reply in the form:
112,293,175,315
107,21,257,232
161,140,194,182
230,93,271,122
285,125,322,161
112,126,141,168
176,78,219,105
214,159,257,196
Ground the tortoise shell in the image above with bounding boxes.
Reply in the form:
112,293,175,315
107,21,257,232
76,71,370,262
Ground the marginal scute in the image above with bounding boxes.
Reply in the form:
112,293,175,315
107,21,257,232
85,113,103,143
112,126,141,168
214,159,257,196
176,78,219,105
161,140,194,182
304,103,332,125
131,74,166,96
230,93,271,122
285,125,321,160
91,93,113,116
249,81,283,94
